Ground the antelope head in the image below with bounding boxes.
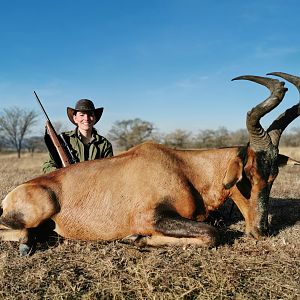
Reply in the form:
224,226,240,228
232,72,300,237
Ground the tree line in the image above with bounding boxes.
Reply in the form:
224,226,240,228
0,107,300,157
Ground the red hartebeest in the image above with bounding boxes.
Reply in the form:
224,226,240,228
0,72,299,256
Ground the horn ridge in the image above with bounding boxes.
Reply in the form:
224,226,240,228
267,72,300,94
266,72,300,146
267,104,300,146
232,75,286,92
233,74,288,152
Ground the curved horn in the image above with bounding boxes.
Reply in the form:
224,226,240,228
232,75,288,151
266,72,300,146
267,72,300,93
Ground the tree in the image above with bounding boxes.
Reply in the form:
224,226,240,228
0,133,7,152
194,127,231,148
280,127,300,147
52,121,69,133
108,118,154,150
0,107,39,158
194,129,217,148
213,126,231,147
24,136,47,155
230,128,249,145
162,129,193,148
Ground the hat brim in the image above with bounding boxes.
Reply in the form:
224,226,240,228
67,107,104,125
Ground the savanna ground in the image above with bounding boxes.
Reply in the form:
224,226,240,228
0,148,299,300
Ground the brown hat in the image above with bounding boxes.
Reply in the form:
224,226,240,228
67,99,104,125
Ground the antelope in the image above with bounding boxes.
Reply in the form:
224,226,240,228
0,72,299,256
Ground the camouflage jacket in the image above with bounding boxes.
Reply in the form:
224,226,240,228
42,128,113,173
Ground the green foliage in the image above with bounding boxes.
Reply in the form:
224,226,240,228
162,129,193,148
107,118,154,150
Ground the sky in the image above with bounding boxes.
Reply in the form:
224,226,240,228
0,0,300,136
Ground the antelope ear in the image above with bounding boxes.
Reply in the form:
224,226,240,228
223,157,243,189
278,154,300,167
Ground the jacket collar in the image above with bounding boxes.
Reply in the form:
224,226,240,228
69,127,101,143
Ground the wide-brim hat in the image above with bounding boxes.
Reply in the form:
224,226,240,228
67,99,104,125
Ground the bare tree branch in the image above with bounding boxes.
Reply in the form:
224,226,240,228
0,107,38,158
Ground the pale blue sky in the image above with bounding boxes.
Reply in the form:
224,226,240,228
0,0,300,136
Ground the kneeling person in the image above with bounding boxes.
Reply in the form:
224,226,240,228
43,99,113,173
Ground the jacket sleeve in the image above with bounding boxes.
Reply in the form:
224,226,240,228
42,154,58,173
102,141,114,158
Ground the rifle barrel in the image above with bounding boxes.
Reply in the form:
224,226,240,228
34,91,51,122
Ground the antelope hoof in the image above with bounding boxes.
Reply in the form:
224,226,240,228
247,226,268,240
19,243,33,257
121,234,142,244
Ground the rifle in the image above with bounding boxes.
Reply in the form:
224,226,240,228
34,91,77,167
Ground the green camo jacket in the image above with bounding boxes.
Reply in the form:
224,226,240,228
42,128,113,173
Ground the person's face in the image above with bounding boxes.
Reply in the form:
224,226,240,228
73,111,95,131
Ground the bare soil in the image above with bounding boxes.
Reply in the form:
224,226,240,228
0,150,299,300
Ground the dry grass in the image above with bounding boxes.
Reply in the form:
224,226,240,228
0,149,299,300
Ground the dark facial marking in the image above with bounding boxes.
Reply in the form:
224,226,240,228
257,186,271,235
255,146,279,181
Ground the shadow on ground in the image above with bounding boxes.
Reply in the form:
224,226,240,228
210,197,300,244
31,220,64,253
268,197,300,235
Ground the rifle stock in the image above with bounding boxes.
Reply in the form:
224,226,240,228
45,120,70,167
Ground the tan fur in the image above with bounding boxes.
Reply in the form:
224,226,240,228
0,228,28,242
0,142,279,246
223,157,244,189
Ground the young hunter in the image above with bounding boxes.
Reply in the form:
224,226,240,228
42,99,113,173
